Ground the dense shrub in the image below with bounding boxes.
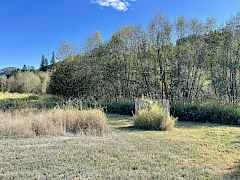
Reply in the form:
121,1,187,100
56,99,135,115
0,108,108,137
171,102,240,125
102,101,135,115
47,59,99,98
134,103,176,131
7,72,50,94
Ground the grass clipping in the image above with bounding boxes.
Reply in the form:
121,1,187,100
0,108,108,137
134,102,176,131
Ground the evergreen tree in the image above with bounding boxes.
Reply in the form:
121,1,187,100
22,65,28,72
50,51,56,65
40,55,49,71
40,55,46,71
44,57,49,67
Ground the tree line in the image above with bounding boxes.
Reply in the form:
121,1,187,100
39,52,56,72
48,14,240,104
0,52,56,93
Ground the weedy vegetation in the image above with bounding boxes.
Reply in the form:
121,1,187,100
2,7,240,180
0,108,108,137
134,100,176,131
0,115,239,179
0,92,60,110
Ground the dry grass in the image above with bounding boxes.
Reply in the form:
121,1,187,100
0,108,108,137
0,94,239,179
134,103,176,131
0,116,239,179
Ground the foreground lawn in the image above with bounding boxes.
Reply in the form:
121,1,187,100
0,115,239,179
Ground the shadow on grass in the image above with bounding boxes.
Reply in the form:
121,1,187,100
108,114,240,133
231,140,240,144
116,125,138,131
231,135,240,145
176,121,240,129
224,164,240,179
108,114,173,132
107,114,147,132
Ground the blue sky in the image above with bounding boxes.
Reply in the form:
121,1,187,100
0,0,240,68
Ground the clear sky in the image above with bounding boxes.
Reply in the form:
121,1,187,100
0,0,240,68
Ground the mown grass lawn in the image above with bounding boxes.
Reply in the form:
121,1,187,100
0,115,239,180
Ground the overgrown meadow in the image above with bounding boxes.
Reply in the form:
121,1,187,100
1,12,240,179
0,93,239,179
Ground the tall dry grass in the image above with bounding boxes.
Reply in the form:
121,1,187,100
0,108,108,137
134,102,176,131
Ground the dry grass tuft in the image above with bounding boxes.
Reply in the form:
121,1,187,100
134,103,176,131
0,108,108,137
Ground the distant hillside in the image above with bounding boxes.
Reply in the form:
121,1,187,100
0,67,17,77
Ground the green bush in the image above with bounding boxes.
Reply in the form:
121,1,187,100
134,103,176,131
171,102,240,125
47,59,98,98
101,101,135,115
48,99,135,115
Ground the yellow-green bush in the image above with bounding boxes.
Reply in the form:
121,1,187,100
7,72,50,94
134,103,176,131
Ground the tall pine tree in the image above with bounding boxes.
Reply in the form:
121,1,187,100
50,51,56,65
40,55,49,71
40,55,45,71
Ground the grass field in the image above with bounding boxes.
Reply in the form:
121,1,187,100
0,114,239,179
0,92,60,110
